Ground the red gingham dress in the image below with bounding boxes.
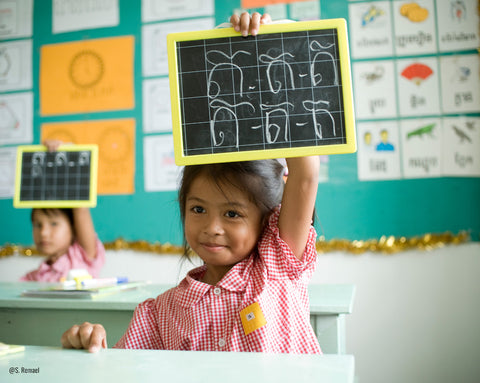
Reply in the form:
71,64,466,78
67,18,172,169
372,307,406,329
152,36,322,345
115,209,321,354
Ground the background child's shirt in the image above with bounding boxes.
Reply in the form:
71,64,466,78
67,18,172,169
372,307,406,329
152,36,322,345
19,237,105,282
115,209,321,354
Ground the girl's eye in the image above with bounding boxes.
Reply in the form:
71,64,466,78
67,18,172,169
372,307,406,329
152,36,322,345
192,206,205,214
226,210,240,218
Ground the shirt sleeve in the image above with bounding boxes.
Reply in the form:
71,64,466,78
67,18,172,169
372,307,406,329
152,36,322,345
114,298,164,350
257,207,318,281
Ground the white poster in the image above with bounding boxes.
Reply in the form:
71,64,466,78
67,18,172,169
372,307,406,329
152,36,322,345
0,39,32,92
442,116,480,177
144,134,183,192
349,1,394,59
0,91,33,145
52,0,119,34
143,78,172,133
142,0,214,22
400,118,442,178
0,146,17,198
0,0,33,39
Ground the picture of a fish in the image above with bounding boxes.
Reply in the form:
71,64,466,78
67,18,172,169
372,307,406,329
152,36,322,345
407,123,436,139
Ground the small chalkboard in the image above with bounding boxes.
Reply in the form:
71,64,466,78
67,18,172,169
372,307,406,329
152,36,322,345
167,18,356,165
14,145,98,208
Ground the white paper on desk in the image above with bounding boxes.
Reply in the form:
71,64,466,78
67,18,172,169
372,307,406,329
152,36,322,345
143,78,172,133
0,146,17,198
0,39,32,92
52,0,119,34
0,0,33,39
142,17,215,77
0,91,33,145
144,134,183,192
142,0,214,22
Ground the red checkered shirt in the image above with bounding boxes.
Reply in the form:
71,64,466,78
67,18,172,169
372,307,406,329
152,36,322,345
115,208,321,354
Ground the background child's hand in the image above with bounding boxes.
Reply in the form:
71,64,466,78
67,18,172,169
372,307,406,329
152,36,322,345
61,322,107,353
42,139,63,152
230,12,272,37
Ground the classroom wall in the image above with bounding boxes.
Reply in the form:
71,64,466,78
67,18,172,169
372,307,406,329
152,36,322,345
1,242,479,383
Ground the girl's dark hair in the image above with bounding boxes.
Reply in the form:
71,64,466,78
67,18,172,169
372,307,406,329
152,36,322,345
31,208,75,235
178,160,285,258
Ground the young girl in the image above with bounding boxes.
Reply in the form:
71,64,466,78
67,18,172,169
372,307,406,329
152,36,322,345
60,13,321,354
20,140,105,282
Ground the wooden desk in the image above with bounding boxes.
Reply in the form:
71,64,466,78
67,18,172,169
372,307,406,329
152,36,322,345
0,346,355,383
0,282,355,354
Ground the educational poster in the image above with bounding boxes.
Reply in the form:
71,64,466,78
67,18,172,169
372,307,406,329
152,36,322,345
52,0,119,34
142,78,172,133
142,17,214,77
41,119,135,195
0,0,33,39
396,56,441,117
356,121,401,181
0,146,17,198
289,1,321,21
439,54,480,114
400,118,442,178
263,4,287,20
40,36,134,115
442,116,480,177
392,0,436,56
0,39,32,92
348,1,394,59
0,92,33,145
352,60,397,120
436,0,479,52
241,0,310,8
144,134,183,192
141,0,214,22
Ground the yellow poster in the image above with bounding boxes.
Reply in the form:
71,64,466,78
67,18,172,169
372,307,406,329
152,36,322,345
41,119,135,195
40,36,134,116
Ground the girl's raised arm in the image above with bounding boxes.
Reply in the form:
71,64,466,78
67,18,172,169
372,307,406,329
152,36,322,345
73,207,97,261
278,156,320,260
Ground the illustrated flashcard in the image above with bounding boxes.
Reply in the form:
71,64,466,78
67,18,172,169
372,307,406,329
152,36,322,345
0,146,17,198
392,0,437,56
400,118,442,178
41,119,135,195
52,0,119,34
144,134,183,192
0,92,33,145
142,78,172,133
289,0,321,21
396,56,441,117
0,40,32,92
264,4,287,20
40,36,134,116
436,0,479,52
439,54,480,114
357,121,401,181
353,60,397,120
442,116,480,177
0,0,33,39
142,18,215,77
348,1,394,59
142,0,214,22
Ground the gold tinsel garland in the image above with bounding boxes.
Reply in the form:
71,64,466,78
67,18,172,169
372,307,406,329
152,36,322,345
0,231,471,258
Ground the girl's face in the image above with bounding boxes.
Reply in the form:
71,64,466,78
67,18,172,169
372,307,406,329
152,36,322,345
32,209,73,261
184,173,263,281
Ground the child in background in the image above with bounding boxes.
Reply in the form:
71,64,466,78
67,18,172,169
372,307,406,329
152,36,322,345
20,140,105,282
60,13,321,354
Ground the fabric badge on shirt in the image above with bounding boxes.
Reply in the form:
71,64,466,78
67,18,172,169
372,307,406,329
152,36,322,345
240,302,267,335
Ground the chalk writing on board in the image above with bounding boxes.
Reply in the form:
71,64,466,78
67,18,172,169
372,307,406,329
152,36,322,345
176,28,347,156
20,151,92,201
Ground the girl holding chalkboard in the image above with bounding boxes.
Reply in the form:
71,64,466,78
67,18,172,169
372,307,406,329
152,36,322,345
60,14,321,354
20,140,105,282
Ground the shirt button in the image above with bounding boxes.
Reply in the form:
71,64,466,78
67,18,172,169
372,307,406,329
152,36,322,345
218,339,226,347
213,287,221,295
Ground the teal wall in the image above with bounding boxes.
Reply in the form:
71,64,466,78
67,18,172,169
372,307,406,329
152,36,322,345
1,0,478,247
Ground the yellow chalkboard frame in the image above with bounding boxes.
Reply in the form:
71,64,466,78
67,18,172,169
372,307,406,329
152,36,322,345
14,145,98,208
167,18,356,165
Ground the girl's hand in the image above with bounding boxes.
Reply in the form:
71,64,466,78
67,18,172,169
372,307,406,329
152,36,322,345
230,12,272,37
42,139,63,152
61,322,107,353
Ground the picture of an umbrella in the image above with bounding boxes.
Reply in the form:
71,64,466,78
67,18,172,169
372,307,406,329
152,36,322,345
401,63,433,85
